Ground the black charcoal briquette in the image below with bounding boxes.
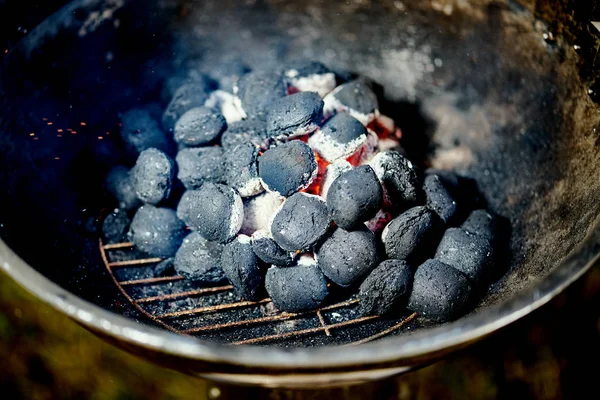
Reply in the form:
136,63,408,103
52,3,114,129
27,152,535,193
258,140,317,197
359,259,413,316
224,143,263,197
176,183,243,243
265,257,329,312
120,108,174,156
368,151,420,208
461,209,501,243
221,235,265,301
285,61,336,97
162,83,211,132
425,169,485,217
235,70,287,116
102,209,130,244
105,166,142,211
130,205,186,257
153,257,175,277
270,193,331,251
324,80,379,125
382,206,440,263
132,148,175,205
326,165,383,229
424,174,458,224
317,227,379,287
176,147,225,189
308,112,367,162
174,107,227,147
407,259,472,322
161,71,216,104
266,92,324,139
220,118,270,150
435,227,493,285
251,231,294,266
174,231,225,282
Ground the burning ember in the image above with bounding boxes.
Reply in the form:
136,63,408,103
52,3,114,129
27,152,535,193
102,61,509,323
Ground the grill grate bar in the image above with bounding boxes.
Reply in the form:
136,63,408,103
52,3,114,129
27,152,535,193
157,298,271,319
136,285,233,303
342,312,418,346
108,258,163,268
120,276,184,286
102,242,134,250
316,310,331,336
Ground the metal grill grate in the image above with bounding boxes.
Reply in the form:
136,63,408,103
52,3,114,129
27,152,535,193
100,240,417,346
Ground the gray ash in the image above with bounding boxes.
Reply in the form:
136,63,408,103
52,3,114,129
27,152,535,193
407,259,472,322
316,227,380,287
220,117,270,150
251,232,294,266
174,106,227,147
235,69,287,116
105,166,141,211
224,143,263,198
132,148,175,205
270,193,330,251
284,61,336,97
326,165,383,229
266,92,323,139
176,183,243,243
174,231,225,283
324,80,379,125
308,112,367,162
258,140,317,197
423,174,458,225
221,235,265,301
120,108,174,157
176,147,225,190
102,209,130,244
359,259,412,316
162,83,211,133
129,205,186,258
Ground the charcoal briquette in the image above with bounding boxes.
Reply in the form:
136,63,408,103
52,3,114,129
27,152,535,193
425,169,485,214
266,92,324,139
176,146,225,190
102,209,130,244
162,83,211,132
221,235,265,301
407,259,472,322
120,108,174,156
234,69,287,116
251,231,294,266
308,112,368,162
368,151,420,208
271,192,330,251
220,117,270,150
259,140,317,197
324,80,379,125
174,231,225,283
359,259,413,316
153,257,175,277
132,148,175,205
174,107,227,147
176,183,243,243
224,143,264,197
461,209,501,243
130,205,186,257
382,206,440,263
424,174,458,225
326,165,383,229
265,258,329,313
320,159,352,198
316,227,380,287
285,61,336,97
435,227,493,285
105,166,142,211
161,71,216,104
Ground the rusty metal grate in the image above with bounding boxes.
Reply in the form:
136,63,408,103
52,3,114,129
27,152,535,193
100,240,417,346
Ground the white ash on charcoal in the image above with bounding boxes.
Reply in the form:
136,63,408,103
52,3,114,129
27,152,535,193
308,112,368,162
162,83,211,133
173,231,225,283
251,230,295,267
105,166,141,211
368,150,420,209
423,174,458,225
270,192,331,251
323,80,379,126
316,227,380,287
224,143,263,198
175,147,225,190
359,259,413,316
120,108,175,156
220,235,265,301
234,69,287,116
434,227,494,286
152,257,175,278
132,148,175,205
284,61,337,97
176,183,243,244
320,159,352,199
129,205,186,258
382,206,441,264
407,259,472,322
220,117,270,151
258,140,318,197
239,192,283,236
266,92,324,140
173,107,227,147
102,209,130,244
326,165,383,229
265,255,329,313
204,90,247,124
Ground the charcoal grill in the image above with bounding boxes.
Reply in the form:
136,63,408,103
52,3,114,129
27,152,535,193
1,0,600,389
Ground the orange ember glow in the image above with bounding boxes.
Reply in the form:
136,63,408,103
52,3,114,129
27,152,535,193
301,151,331,195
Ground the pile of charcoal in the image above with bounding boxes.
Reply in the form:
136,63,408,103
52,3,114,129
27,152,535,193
103,61,509,323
